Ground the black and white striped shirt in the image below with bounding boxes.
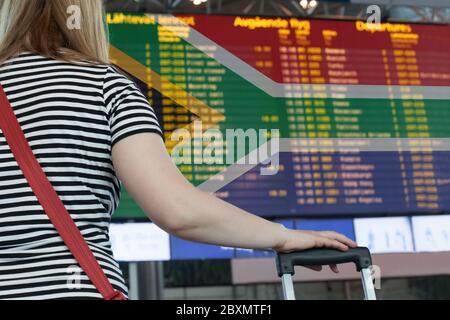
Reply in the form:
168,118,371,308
0,52,162,300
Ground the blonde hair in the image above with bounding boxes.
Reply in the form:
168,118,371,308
0,0,109,65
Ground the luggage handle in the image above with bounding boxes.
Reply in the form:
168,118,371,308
276,247,373,277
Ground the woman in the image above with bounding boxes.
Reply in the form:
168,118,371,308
0,0,356,300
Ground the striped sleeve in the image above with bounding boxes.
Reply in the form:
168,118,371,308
103,66,162,147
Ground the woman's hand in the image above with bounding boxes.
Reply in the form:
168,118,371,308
273,229,358,273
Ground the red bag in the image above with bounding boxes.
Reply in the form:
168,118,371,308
0,84,126,300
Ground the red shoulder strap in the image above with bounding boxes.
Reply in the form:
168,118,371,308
0,84,126,300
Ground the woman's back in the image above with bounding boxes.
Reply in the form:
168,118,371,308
0,52,161,299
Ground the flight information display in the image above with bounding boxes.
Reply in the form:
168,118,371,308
107,13,450,219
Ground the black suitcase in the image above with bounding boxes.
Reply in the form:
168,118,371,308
276,247,377,300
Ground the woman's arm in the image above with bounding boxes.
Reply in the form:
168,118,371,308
112,133,356,255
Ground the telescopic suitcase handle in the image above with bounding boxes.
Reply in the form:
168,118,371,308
276,247,372,276
276,247,376,300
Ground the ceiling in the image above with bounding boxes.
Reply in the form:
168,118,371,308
104,0,450,23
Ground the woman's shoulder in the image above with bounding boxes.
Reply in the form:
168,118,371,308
1,50,133,75
1,51,114,78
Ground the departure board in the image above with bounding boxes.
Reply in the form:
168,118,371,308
107,14,450,219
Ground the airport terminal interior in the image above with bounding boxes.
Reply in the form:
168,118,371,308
101,0,450,300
